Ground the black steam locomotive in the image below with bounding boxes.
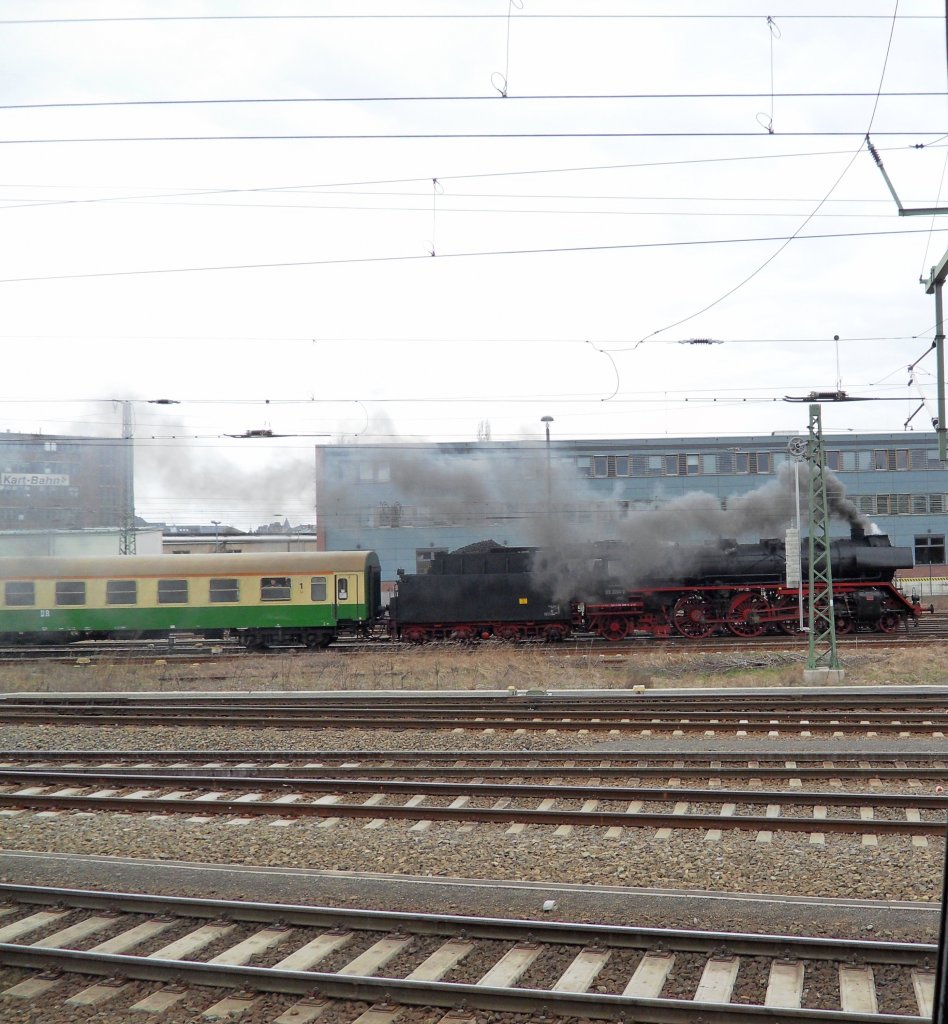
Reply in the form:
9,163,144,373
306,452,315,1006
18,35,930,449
389,529,922,642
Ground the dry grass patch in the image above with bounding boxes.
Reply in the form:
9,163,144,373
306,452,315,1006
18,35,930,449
0,640,943,694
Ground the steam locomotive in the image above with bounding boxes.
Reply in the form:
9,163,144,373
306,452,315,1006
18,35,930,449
389,528,923,642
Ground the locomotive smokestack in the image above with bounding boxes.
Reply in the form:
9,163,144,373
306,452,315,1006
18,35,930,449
851,524,865,541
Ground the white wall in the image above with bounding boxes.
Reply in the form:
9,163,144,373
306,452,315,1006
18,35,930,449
0,529,163,557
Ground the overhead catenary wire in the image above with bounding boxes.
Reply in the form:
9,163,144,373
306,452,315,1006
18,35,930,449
1,12,941,23
632,0,904,351
0,129,941,145
2,142,941,215
0,90,940,111
1,224,945,286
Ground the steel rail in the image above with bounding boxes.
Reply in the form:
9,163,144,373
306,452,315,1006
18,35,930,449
0,710,945,731
3,748,946,764
0,790,939,835
2,698,946,717
5,690,948,707
1,768,944,811
5,760,947,781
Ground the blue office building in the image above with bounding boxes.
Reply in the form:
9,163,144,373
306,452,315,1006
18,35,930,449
315,432,947,590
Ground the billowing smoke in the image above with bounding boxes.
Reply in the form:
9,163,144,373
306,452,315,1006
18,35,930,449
318,438,872,598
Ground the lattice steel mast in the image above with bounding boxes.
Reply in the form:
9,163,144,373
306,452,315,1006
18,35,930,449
805,404,839,669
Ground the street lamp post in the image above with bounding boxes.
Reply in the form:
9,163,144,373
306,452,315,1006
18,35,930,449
211,520,221,552
540,416,553,509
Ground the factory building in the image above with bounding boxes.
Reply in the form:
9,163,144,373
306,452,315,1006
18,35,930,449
315,431,947,595
0,432,132,532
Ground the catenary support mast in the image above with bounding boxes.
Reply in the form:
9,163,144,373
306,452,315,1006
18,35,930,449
805,404,839,670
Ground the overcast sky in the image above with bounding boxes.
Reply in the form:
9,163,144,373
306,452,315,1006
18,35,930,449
2,1,947,527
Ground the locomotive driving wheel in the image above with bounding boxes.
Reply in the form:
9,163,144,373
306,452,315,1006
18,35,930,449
834,615,855,635
672,595,714,638
401,626,428,644
598,616,629,642
727,593,769,638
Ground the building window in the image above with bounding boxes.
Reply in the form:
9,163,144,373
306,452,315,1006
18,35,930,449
915,534,945,564
158,579,189,604
4,581,34,606
311,577,328,601
826,451,841,472
106,580,137,605
576,456,591,477
376,502,405,528
261,576,291,601
209,578,240,602
593,456,608,478
874,449,912,471
55,581,86,606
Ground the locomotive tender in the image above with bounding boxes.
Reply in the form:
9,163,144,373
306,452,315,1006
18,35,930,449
0,551,382,647
389,529,922,642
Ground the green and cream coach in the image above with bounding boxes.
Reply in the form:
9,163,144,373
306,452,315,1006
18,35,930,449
0,551,382,648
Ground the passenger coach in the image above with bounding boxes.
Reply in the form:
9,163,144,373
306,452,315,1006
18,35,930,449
0,551,382,648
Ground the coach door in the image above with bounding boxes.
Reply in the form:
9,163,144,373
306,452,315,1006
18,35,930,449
335,574,359,621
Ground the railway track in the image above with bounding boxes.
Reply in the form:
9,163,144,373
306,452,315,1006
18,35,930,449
0,612,944,662
3,746,948,780
0,761,942,840
2,688,948,732
0,882,937,1020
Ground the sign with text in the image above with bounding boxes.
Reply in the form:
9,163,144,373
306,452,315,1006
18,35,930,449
0,473,70,487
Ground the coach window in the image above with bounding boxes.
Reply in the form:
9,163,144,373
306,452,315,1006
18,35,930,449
209,578,240,602
106,580,138,605
311,577,328,601
55,581,86,606
337,577,349,601
4,581,34,606
158,579,189,604
261,576,291,601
